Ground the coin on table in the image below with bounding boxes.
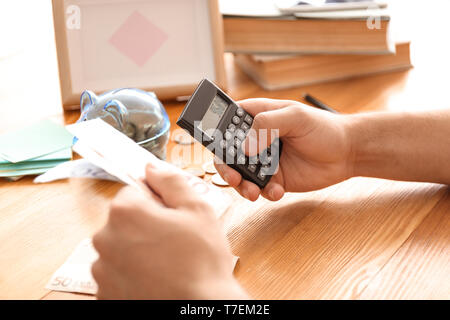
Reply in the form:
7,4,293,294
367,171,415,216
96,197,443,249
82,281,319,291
171,159,188,169
211,173,229,186
184,166,205,178
202,161,217,174
172,132,195,145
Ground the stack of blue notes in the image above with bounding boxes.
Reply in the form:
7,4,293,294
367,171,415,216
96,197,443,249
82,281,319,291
0,119,73,180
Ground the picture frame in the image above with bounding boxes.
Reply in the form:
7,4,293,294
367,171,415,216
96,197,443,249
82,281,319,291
52,0,227,110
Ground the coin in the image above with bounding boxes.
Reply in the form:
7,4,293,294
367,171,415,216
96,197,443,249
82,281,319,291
172,132,195,145
211,173,229,186
184,167,205,178
171,160,188,169
202,161,217,174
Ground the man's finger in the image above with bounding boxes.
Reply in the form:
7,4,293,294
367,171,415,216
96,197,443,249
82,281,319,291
261,181,285,201
112,185,164,214
214,157,261,201
242,105,299,156
235,179,261,201
237,98,295,116
213,157,242,188
145,164,206,210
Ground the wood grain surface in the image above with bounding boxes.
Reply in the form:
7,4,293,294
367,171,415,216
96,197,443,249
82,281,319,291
0,0,449,300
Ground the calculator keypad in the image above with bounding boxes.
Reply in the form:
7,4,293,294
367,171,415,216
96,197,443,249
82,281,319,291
236,129,246,141
216,105,281,188
224,130,233,141
227,146,237,157
241,122,250,132
237,154,246,165
219,139,226,149
257,169,267,181
236,107,245,117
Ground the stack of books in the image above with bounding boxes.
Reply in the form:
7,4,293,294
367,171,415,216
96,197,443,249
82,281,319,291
220,0,412,90
0,119,73,181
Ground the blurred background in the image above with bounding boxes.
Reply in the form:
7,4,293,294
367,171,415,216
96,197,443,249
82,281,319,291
1,0,449,133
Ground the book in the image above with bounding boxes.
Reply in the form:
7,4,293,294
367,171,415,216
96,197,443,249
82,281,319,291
221,0,393,54
220,0,288,18
224,16,392,54
275,0,387,14
293,8,390,20
220,0,388,16
234,42,412,90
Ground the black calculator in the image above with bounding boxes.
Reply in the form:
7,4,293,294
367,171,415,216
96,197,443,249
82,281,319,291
176,79,282,189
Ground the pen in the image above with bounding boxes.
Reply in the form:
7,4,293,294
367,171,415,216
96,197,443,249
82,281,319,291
302,93,339,114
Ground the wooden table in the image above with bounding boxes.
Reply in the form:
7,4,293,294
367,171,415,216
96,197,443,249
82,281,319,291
0,0,449,300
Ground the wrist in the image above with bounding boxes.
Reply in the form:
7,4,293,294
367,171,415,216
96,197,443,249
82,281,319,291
341,115,356,179
343,114,365,179
344,112,392,179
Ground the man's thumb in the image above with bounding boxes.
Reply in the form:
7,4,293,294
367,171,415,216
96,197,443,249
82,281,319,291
241,107,295,156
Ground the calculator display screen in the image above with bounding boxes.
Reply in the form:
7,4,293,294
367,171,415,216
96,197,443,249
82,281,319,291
199,95,228,132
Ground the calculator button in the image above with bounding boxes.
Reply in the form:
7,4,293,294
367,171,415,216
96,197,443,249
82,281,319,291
232,116,240,125
227,146,236,157
234,138,241,148
248,155,259,165
260,153,272,165
236,107,245,117
247,163,257,173
236,129,246,141
219,140,226,149
228,123,236,132
244,114,253,125
237,154,246,164
224,130,233,141
257,168,266,181
241,122,250,132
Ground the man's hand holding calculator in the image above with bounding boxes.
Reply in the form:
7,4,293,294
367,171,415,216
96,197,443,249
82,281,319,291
214,98,353,202
215,97,450,202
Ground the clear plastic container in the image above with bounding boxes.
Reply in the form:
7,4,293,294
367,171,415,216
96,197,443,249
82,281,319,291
77,88,170,160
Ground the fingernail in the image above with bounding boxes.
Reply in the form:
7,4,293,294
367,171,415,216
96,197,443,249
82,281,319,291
223,173,230,183
269,189,275,200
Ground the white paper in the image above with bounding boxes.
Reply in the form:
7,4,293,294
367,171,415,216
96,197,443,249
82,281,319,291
66,119,231,218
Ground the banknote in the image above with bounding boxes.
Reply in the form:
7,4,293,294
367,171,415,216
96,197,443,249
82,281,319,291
66,119,232,218
34,159,119,184
46,239,98,295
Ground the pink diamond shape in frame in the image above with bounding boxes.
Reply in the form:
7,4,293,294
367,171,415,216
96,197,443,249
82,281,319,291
109,11,168,67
